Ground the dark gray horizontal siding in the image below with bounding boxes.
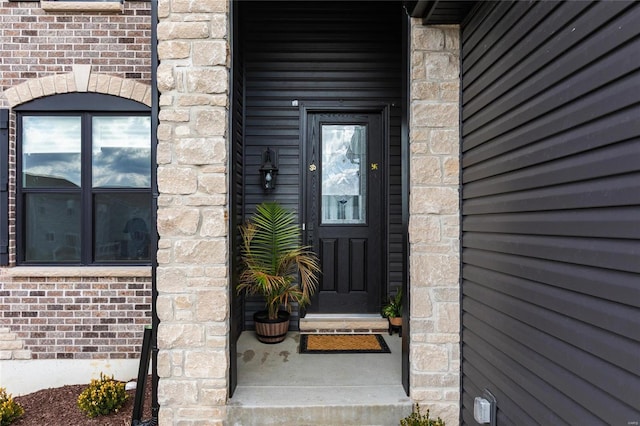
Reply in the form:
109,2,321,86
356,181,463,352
461,1,640,423
239,1,403,326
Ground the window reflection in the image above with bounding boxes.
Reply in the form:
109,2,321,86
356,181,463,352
94,193,151,262
22,116,81,188
92,116,151,188
24,194,81,262
321,124,367,224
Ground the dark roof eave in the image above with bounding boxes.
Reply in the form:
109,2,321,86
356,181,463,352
405,0,478,25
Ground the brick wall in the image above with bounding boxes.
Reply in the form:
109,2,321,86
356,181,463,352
0,0,151,108
0,271,151,359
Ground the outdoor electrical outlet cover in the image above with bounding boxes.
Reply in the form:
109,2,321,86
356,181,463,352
473,397,491,423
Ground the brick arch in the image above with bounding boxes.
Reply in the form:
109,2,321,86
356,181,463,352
3,70,151,108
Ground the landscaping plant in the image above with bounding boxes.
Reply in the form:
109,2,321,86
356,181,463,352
400,403,445,426
0,387,24,426
77,373,128,418
237,201,320,320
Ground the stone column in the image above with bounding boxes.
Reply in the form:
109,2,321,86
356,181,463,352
156,1,230,424
408,21,461,424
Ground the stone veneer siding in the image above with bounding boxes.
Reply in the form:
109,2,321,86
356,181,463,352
408,21,461,425
155,0,230,424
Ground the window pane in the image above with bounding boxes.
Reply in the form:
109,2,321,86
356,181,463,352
22,116,81,188
24,194,81,262
92,116,151,188
321,124,367,224
94,193,151,262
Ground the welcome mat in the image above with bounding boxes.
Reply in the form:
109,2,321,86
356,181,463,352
299,334,391,354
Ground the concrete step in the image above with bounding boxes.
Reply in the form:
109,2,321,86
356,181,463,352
227,385,412,426
300,314,387,333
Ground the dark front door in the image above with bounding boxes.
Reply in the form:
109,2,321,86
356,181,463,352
305,111,384,313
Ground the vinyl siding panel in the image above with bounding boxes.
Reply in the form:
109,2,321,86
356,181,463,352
461,1,640,424
238,1,403,328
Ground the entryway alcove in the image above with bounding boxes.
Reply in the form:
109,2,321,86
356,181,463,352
227,1,411,423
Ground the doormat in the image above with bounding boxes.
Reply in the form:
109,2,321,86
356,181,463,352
299,334,391,354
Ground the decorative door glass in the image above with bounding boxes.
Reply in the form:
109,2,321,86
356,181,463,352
321,124,367,224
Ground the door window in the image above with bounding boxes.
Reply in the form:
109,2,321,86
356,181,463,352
321,124,367,224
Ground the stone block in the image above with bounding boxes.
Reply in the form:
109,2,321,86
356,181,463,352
176,138,219,165
429,129,458,155
192,40,227,66
411,253,459,287
411,344,449,372
412,26,445,51
411,81,438,100
199,173,227,196
410,186,458,215
209,14,228,39
0,340,22,350
412,102,458,128
410,155,442,184
194,109,227,136
0,351,12,360
0,332,16,341
425,53,459,81
174,239,227,264
410,287,433,319
171,0,227,13
442,26,460,51
157,64,176,92
158,323,204,349
442,157,459,184
159,41,191,59
196,290,228,322
158,379,199,405
184,349,227,379
158,207,201,236
157,22,209,40
157,124,173,141
408,215,441,243
200,208,227,237
158,166,198,194
186,68,228,94
156,295,174,322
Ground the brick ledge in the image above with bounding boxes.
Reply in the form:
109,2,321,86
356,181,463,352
1,266,151,278
41,1,123,13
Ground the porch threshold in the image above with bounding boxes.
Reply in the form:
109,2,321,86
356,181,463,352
228,332,410,425
300,314,388,333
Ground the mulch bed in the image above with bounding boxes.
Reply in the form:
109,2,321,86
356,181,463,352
13,376,154,426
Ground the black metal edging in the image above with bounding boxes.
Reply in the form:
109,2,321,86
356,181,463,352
149,0,159,422
131,0,159,422
0,109,8,266
400,3,411,397
457,19,465,425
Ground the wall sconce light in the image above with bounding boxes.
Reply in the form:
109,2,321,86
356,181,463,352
259,147,278,191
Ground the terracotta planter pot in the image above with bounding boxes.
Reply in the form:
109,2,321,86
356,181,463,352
253,310,290,344
388,317,402,327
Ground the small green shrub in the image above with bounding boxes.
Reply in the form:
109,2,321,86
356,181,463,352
77,373,128,418
400,403,445,426
0,387,24,426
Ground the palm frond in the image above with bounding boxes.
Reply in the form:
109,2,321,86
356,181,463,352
237,202,321,319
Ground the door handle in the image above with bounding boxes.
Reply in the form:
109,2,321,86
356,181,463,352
306,224,314,247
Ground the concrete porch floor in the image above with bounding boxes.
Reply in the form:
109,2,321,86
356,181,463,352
227,332,412,425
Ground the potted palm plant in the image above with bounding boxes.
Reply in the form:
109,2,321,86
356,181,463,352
237,202,321,343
